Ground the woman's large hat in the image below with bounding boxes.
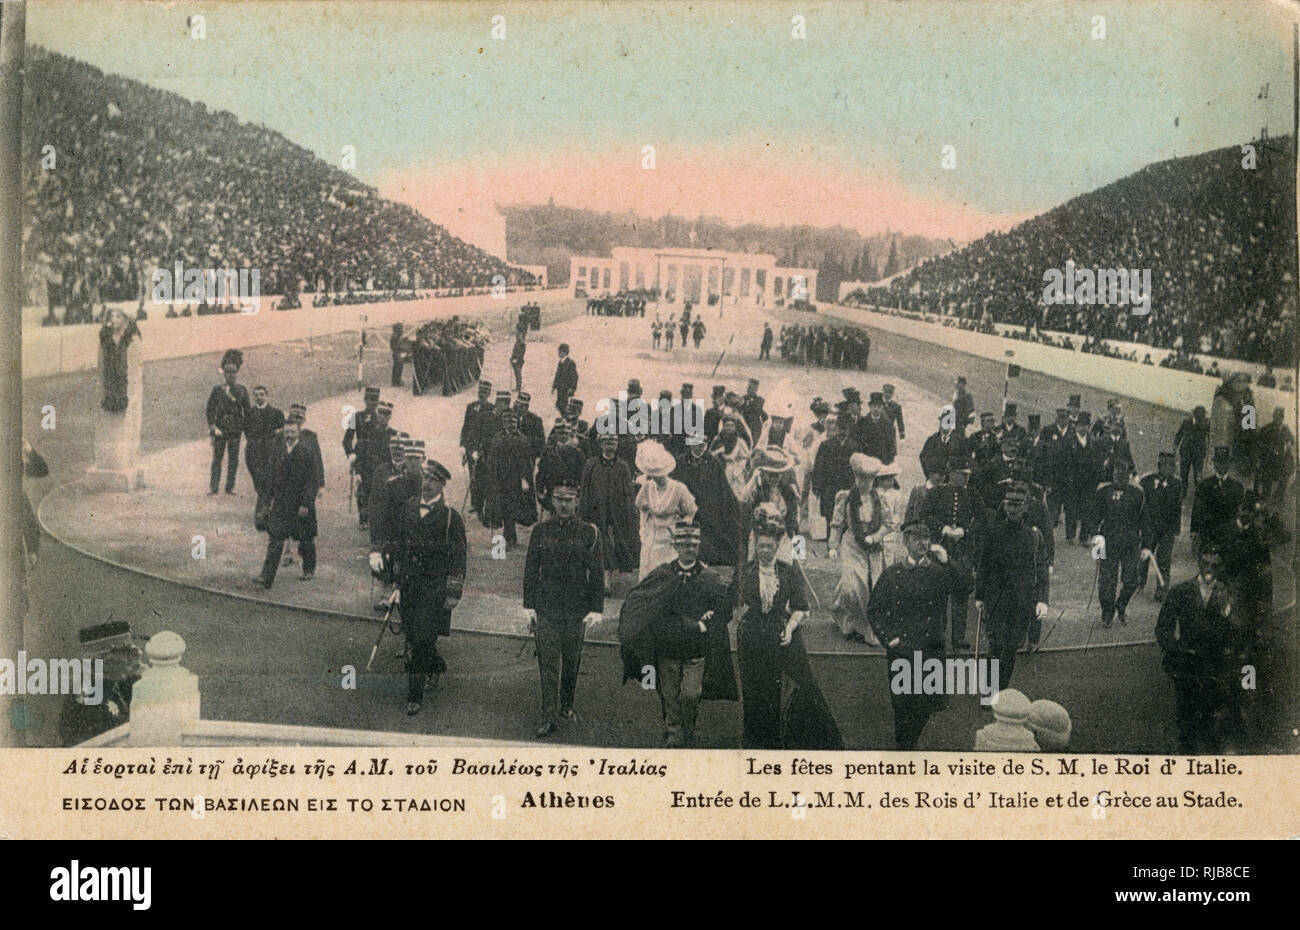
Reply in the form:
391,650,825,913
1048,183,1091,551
752,446,791,473
849,453,882,479
635,440,676,477
875,462,901,481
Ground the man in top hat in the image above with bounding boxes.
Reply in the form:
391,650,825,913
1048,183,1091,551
1096,414,1133,476
1155,544,1235,752
565,398,594,459
1059,410,1105,543
973,434,1023,514
254,416,321,588
704,385,727,444
880,383,905,442
854,391,897,465
206,348,251,495
460,380,494,514
970,412,1001,467
523,478,604,736
343,387,382,524
921,463,982,650
996,403,1027,449
976,481,1050,689
381,457,466,715
1066,393,1083,423
552,342,579,415
1090,459,1154,627
740,378,767,444
536,419,586,515
869,520,974,749
1174,405,1211,499
952,376,975,433
513,391,546,461
485,408,536,549
919,408,970,479
618,520,737,747
1140,452,1184,601
509,329,527,393
1191,446,1244,542
244,385,285,529
1037,407,1073,529
839,387,863,437
671,431,741,567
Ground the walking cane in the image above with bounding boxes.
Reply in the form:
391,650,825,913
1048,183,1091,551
709,333,735,378
973,602,984,665
366,590,401,672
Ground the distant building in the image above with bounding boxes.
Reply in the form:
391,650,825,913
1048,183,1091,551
568,246,817,308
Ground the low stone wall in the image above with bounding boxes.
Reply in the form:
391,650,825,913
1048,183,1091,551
22,288,573,379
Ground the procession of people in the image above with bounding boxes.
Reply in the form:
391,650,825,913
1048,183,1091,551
192,294,1291,753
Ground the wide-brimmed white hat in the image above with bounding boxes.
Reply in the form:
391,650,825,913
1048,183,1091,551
636,440,677,478
849,453,883,479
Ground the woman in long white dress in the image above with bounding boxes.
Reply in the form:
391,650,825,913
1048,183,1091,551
874,463,908,568
828,454,887,645
635,440,697,578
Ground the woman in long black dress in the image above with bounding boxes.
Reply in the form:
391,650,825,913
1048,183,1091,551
733,523,843,750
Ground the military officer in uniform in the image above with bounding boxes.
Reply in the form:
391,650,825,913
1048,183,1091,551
206,348,251,495
1090,459,1153,627
373,458,466,715
920,464,981,650
460,380,494,515
513,391,547,461
522,480,604,737
976,482,1050,689
1140,452,1183,600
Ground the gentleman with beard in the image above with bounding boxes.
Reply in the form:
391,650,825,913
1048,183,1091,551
671,436,740,566
1090,459,1153,628
1139,452,1183,601
709,413,753,502
254,418,321,588
244,385,284,529
580,433,641,593
976,482,1050,689
383,458,466,715
485,409,537,550
459,380,494,515
513,391,547,461
854,392,896,465
536,420,586,515
1155,546,1235,752
919,409,970,480
973,434,1021,515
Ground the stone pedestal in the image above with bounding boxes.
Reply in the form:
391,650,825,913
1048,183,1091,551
84,336,146,491
129,631,200,747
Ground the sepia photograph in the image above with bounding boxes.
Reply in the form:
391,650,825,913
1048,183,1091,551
0,0,1297,852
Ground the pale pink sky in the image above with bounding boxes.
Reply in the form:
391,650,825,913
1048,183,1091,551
377,141,1037,245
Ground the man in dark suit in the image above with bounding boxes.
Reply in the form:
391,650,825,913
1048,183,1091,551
1091,460,1153,627
552,343,578,415
1060,411,1105,543
951,376,975,433
919,411,969,479
1155,546,1234,752
740,378,768,444
460,380,493,515
254,418,321,587
969,412,1001,466
854,392,897,465
1190,447,1244,543
206,349,251,495
995,402,1028,451
244,385,284,528
1139,452,1183,601
1036,408,1072,530
513,392,547,461
881,383,905,442
1174,405,1210,498
389,323,406,387
921,464,981,650
382,458,466,715
510,331,527,393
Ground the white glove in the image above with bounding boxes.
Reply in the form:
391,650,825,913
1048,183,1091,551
369,552,384,574
524,608,537,623
928,544,949,564
1035,602,1048,619
827,548,838,560
582,611,602,628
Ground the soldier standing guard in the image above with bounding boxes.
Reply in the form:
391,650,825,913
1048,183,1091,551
343,386,381,526
381,458,466,715
522,481,604,737
206,349,251,495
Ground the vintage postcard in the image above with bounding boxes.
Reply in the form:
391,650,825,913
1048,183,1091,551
0,0,1296,843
